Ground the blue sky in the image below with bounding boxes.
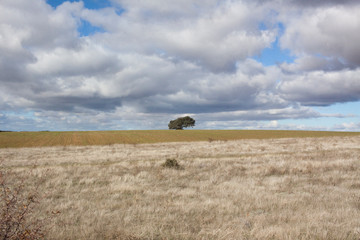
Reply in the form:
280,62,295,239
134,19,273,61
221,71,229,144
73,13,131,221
47,0,112,9
254,23,295,66
47,0,111,36
1,0,360,131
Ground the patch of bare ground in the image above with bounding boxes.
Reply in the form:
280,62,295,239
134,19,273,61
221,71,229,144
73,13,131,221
1,136,360,239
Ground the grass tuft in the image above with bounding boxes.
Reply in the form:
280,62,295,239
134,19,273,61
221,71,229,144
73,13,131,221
162,158,182,170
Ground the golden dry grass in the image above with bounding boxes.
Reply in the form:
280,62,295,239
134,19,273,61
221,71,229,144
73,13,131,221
1,136,360,239
1,130,360,148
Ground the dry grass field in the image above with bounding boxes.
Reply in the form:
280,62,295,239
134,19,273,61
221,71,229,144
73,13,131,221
1,135,360,239
1,130,360,148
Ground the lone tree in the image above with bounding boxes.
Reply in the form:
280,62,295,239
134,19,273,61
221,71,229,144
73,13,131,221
168,116,195,130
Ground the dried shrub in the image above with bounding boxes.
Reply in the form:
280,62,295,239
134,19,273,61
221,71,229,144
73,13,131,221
162,159,182,170
0,170,46,240
265,166,289,176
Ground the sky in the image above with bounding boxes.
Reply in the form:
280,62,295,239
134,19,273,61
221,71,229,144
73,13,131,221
1,0,360,131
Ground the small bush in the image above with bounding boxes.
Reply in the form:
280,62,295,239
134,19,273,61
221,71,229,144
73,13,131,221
162,159,182,170
0,170,47,240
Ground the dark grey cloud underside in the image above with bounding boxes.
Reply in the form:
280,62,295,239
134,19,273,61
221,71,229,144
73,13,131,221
34,96,122,112
282,94,360,107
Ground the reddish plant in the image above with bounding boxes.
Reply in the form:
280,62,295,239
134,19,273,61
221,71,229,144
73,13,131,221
0,170,45,240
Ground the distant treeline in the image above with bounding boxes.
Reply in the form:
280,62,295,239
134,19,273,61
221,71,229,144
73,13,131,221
0,130,13,132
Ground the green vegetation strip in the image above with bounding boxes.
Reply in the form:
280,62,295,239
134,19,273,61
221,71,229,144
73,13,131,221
0,130,359,148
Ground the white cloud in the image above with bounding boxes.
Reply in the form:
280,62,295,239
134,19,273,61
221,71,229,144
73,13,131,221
279,69,360,106
0,0,81,50
280,5,360,67
88,0,276,72
1,0,360,130
27,39,119,77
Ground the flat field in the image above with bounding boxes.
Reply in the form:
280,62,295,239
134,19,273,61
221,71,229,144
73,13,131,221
1,130,360,148
1,135,360,239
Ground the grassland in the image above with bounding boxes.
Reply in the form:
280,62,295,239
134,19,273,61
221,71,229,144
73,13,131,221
1,135,360,239
1,129,360,148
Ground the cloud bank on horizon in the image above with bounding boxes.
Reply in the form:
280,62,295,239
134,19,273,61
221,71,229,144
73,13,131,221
1,0,360,131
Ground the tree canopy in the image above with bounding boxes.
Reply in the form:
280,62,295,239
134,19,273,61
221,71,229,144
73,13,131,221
168,116,195,130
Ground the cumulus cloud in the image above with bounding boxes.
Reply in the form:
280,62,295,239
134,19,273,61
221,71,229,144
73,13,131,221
1,0,360,130
274,2,360,109
0,0,80,49
0,0,83,106
280,5,360,68
27,41,120,77
87,0,277,72
279,69,360,106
